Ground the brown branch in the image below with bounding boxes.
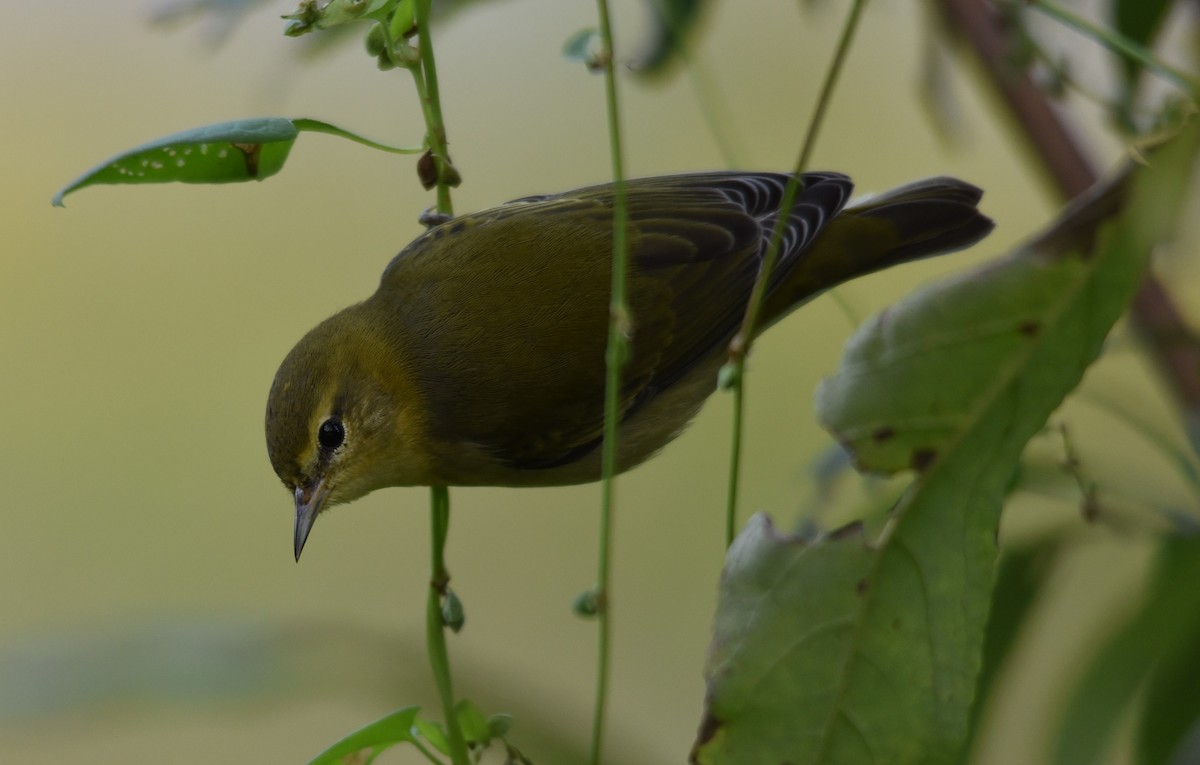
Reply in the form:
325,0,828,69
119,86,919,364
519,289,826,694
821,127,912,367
937,0,1200,424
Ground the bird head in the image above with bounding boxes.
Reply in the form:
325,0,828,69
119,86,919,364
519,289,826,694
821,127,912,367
265,308,430,560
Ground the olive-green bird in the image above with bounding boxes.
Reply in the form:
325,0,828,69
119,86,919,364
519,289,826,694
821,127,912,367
267,171,993,558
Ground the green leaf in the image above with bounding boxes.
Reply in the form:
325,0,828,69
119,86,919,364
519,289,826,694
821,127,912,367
52,117,422,206
694,122,1200,765
413,718,450,756
1056,534,1200,765
306,706,420,765
693,515,877,764
455,699,491,746
283,0,399,36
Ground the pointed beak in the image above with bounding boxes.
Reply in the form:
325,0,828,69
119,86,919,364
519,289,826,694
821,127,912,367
293,478,328,561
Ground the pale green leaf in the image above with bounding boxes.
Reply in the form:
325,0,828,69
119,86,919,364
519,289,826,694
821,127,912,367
694,121,1200,765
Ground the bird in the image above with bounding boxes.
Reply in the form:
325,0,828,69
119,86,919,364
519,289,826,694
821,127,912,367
265,171,993,558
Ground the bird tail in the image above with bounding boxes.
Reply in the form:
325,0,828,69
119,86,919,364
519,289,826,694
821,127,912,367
762,176,994,326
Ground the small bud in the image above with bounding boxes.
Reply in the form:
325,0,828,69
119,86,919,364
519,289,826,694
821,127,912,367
718,361,741,390
487,713,513,738
454,699,491,744
442,159,463,188
442,589,465,632
572,589,601,618
281,0,320,36
365,23,385,56
417,150,438,189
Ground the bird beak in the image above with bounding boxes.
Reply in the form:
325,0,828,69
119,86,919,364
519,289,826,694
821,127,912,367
293,478,328,561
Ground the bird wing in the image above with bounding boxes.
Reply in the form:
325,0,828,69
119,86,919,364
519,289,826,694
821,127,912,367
377,172,853,470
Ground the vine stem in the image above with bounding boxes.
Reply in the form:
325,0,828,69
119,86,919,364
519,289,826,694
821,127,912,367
376,2,455,217
721,0,869,547
1027,0,1198,94
591,1,629,763
413,0,455,215
400,3,464,763
426,486,469,765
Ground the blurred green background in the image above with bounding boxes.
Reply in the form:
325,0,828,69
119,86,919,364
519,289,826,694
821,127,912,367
3,0,1197,762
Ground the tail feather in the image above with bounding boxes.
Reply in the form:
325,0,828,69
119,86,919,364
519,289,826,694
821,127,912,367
847,176,994,262
760,176,993,328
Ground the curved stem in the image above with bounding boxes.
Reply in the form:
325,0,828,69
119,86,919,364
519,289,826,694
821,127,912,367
1028,0,1198,94
591,1,629,763
724,380,745,546
381,9,465,762
732,0,867,356
413,0,455,215
426,486,470,765
722,0,868,546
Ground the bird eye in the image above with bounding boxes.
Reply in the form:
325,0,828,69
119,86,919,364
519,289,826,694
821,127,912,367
318,418,345,451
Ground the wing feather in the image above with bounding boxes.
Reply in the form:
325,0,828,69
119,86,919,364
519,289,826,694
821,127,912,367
376,172,853,469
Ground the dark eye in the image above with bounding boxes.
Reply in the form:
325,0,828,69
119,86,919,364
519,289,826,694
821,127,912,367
318,418,345,451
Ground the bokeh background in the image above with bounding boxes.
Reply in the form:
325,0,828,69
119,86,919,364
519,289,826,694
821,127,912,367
3,0,1198,763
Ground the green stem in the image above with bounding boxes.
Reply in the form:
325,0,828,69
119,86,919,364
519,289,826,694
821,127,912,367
379,4,456,216
724,379,745,546
592,1,629,764
1028,0,1199,96
380,10,465,763
721,0,868,545
413,0,455,215
291,118,426,154
426,486,469,765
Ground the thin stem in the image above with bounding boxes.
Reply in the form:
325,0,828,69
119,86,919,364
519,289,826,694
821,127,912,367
733,0,866,353
426,486,470,765
721,0,868,546
724,380,745,546
1027,0,1199,95
413,0,455,215
591,1,629,763
380,9,465,763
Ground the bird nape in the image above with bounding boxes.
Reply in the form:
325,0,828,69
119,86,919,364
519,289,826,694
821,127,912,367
265,171,994,558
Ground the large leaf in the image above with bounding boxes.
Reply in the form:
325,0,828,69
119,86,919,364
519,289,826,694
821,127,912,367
692,121,1200,765
307,706,420,765
52,117,421,206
